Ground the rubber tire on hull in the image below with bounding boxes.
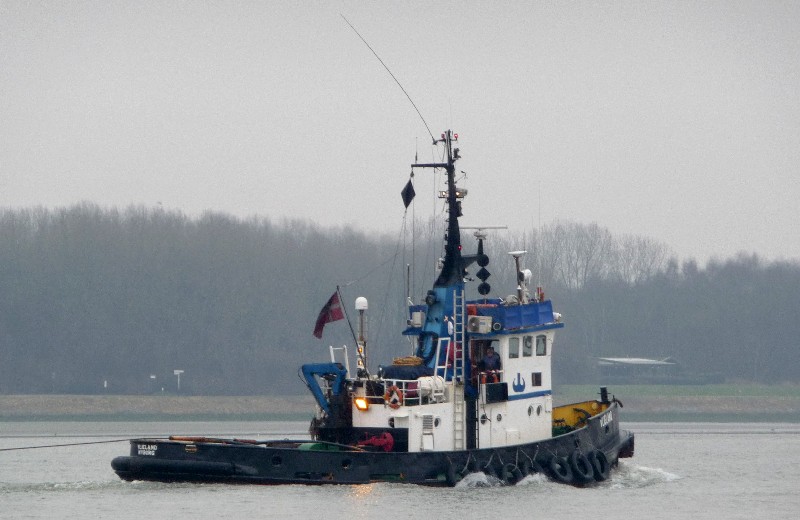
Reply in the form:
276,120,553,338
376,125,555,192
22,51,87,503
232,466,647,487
501,463,523,485
445,462,460,487
548,456,574,484
588,450,610,481
520,458,544,478
464,458,477,474
569,451,595,483
619,433,635,458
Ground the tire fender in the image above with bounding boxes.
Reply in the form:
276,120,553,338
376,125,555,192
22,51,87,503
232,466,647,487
569,451,595,483
588,450,610,481
501,463,521,485
548,456,574,483
445,461,459,487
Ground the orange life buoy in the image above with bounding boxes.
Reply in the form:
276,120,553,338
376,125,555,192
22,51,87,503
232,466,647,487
384,385,403,409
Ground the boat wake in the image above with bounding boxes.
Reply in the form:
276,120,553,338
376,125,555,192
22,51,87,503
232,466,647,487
602,460,681,489
455,472,505,488
455,471,552,488
0,478,198,495
454,461,679,489
0,480,131,494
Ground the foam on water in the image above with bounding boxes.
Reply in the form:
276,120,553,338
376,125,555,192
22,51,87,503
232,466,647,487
455,472,502,488
515,471,550,487
455,471,553,488
453,460,680,490
602,460,682,489
0,480,128,494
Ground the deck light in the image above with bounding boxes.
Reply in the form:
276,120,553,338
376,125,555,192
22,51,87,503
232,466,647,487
354,397,370,411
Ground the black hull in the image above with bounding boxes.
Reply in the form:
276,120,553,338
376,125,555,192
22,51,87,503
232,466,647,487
112,403,633,486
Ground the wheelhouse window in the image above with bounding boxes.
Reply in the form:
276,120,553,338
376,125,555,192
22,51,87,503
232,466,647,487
536,335,547,356
523,336,533,357
508,337,520,359
532,372,542,386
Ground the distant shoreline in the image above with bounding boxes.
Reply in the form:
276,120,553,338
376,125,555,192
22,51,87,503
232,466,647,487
2,385,798,422
0,395,317,422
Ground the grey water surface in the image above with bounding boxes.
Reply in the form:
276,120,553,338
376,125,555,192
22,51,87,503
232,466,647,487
1,421,798,519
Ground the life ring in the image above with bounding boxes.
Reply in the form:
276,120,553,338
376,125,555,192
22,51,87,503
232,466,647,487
548,456,574,483
569,451,595,483
383,385,403,409
588,450,610,481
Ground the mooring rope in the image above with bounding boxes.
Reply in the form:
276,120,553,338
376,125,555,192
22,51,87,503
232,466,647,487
0,439,133,451
0,432,313,452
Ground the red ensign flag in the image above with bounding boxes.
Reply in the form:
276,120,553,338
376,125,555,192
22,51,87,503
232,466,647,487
313,291,345,338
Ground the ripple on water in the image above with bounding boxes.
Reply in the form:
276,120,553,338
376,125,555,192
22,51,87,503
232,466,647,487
0,480,129,494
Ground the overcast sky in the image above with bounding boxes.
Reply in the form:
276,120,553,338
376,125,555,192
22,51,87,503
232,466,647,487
2,1,798,263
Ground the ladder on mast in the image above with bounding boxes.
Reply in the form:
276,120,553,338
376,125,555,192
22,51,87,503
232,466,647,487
452,288,466,450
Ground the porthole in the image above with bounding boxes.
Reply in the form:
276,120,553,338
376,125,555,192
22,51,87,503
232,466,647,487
388,418,395,428
527,405,533,416
536,405,543,416
434,417,441,428
496,414,502,422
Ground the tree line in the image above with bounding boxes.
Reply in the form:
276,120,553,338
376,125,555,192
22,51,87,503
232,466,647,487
0,204,797,395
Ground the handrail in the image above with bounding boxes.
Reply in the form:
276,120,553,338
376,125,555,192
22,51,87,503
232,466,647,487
372,376,447,407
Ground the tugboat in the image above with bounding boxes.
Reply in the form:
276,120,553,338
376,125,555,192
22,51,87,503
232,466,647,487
112,130,634,486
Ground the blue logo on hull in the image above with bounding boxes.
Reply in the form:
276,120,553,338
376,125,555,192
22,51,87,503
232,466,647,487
512,373,525,392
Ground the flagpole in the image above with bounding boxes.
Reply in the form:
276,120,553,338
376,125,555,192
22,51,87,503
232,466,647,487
337,285,359,346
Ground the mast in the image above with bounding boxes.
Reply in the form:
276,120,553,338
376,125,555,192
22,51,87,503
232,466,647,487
412,130,468,450
412,130,463,288
408,130,466,370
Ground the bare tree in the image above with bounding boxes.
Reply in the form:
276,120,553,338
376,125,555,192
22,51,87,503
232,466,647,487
613,235,672,285
541,222,616,290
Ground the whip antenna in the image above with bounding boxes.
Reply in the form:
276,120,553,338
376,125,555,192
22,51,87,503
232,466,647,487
341,14,436,144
